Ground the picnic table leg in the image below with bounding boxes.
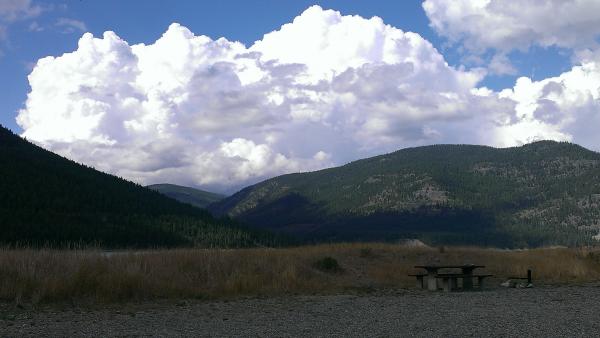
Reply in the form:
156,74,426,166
463,276,473,290
427,275,437,291
477,276,484,289
462,268,474,290
416,275,424,289
442,277,451,292
450,277,458,291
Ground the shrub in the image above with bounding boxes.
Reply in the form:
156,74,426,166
313,256,341,272
359,247,374,258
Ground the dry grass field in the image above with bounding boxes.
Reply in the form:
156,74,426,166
2,243,600,304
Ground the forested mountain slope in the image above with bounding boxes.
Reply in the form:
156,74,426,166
210,141,600,247
148,184,224,208
0,125,283,248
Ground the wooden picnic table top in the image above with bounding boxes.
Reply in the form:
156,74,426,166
434,273,493,277
414,264,485,270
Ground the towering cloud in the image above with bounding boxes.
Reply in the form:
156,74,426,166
16,5,600,193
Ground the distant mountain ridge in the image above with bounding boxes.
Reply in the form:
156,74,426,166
0,125,284,248
147,184,224,209
210,141,600,247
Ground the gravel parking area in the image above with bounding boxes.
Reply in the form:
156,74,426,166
2,285,600,337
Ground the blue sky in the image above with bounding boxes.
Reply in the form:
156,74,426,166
0,0,573,132
2,0,599,192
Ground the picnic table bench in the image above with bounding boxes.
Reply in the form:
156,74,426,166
508,269,532,283
411,265,493,292
504,269,533,287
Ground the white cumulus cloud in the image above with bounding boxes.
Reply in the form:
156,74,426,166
423,0,600,74
494,61,600,147
423,0,600,54
16,5,600,193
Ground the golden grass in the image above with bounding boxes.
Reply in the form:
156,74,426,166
2,243,600,303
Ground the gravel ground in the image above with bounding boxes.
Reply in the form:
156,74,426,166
2,285,600,337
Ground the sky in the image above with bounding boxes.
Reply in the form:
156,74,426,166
1,0,600,193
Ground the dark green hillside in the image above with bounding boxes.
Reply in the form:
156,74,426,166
0,125,284,248
210,141,600,247
148,183,224,208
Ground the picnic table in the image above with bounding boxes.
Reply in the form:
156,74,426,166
410,264,491,292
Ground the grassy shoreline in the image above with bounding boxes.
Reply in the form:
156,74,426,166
2,243,600,304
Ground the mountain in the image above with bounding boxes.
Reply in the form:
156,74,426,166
147,184,224,209
210,141,600,247
0,125,285,248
